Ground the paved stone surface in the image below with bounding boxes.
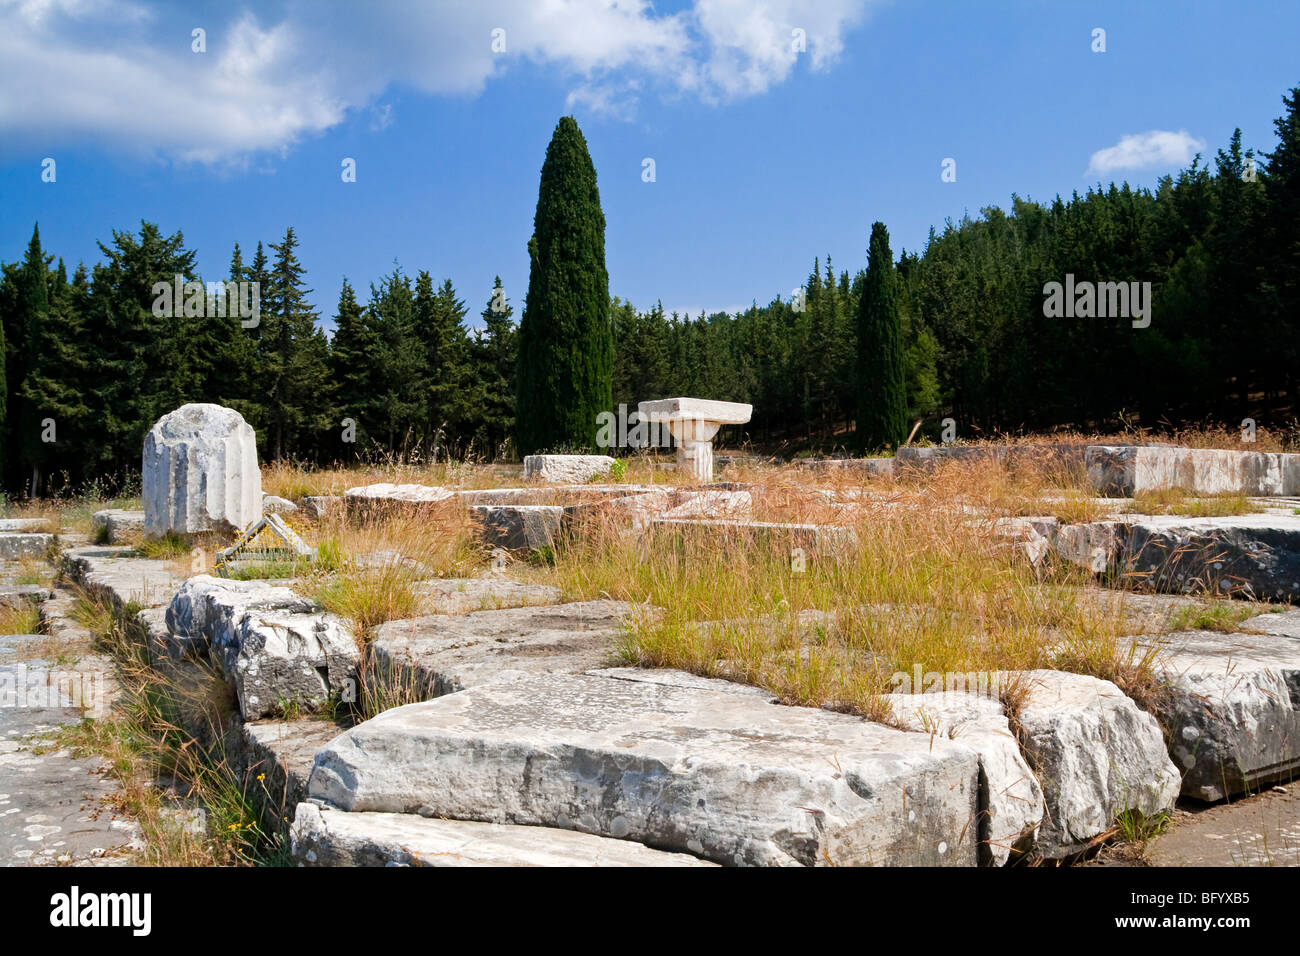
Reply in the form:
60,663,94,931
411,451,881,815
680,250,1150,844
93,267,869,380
370,600,639,698
309,670,981,867
1145,784,1300,866
62,545,185,610
412,577,564,614
291,802,719,867
0,627,139,866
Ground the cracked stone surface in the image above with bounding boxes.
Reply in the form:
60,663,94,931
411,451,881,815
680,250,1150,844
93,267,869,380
0,633,140,866
309,669,981,867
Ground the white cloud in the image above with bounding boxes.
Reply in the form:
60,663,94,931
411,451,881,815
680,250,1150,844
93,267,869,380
0,0,877,163
1086,129,1207,177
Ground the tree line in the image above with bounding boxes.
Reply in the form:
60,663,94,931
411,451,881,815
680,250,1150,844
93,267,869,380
1,87,1297,494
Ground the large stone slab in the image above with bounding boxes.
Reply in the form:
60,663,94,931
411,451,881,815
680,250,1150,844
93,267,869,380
291,803,718,867
884,692,1044,865
412,577,563,614
661,489,752,520
895,443,1086,476
1087,444,1300,497
0,533,54,560
0,585,51,608
369,600,637,698
261,494,299,516
166,575,359,720
1117,514,1300,602
343,483,455,506
0,518,53,533
243,718,347,818
523,455,616,484
1015,670,1180,858
61,546,184,610
646,519,854,559
1044,514,1300,602
143,402,261,536
91,509,146,544
800,457,897,478
308,670,981,867
299,496,343,519
1141,624,1300,801
472,504,564,552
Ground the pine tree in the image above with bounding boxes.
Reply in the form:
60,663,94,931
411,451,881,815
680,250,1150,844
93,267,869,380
3,225,49,492
368,266,427,452
1263,87,1300,399
855,222,908,452
515,116,612,454
328,277,375,455
468,277,519,458
84,222,199,481
417,275,469,453
20,260,93,491
260,227,329,460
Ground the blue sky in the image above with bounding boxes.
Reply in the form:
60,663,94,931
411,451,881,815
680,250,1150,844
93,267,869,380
2,0,1297,330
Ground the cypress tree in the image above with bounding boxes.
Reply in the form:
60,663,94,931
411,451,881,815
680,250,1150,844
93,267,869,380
515,116,612,455
855,222,908,452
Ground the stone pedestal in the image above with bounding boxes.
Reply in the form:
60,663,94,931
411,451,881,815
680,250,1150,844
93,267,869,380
142,403,261,536
637,398,752,482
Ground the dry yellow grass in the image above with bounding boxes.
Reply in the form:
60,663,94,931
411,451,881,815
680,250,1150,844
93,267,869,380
296,498,482,638
550,458,1171,720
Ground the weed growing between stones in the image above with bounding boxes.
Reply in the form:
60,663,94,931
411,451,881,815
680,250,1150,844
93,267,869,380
53,586,291,866
297,499,481,636
1164,596,1273,633
551,457,1182,720
1124,488,1264,517
133,530,191,559
0,600,42,635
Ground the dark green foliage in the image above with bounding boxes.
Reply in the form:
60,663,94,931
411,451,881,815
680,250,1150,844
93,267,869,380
465,277,519,458
327,278,374,453
260,227,331,460
855,223,908,451
516,116,612,454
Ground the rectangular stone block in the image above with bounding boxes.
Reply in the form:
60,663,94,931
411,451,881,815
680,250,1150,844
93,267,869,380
308,671,981,867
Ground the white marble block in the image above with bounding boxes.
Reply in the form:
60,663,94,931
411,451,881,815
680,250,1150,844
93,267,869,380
523,455,617,484
637,398,752,482
143,403,261,536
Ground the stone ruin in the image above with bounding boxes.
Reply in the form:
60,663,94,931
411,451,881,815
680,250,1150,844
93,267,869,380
142,403,261,536
10,398,1300,866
